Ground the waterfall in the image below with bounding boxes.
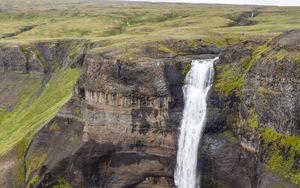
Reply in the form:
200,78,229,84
174,58,217,188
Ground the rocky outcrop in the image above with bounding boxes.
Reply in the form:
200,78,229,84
202,30,300,187
0,40,87,187
0,40,220,188
242,30,300,136
0,40,86,74
73,53,182,187
64,43,219,187
200,134,298,188
0,46,30,72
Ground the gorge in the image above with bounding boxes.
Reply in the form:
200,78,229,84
0,1,300,188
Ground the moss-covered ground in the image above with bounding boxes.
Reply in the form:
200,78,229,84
262,128,300,186
246,108,259,129
0,68,80,156
214,44,269,96
220,130,238,143
0,1,299,49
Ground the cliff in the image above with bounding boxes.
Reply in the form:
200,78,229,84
0,28,299,188
202,30,300,188
0,40,86,187
0,40,219,187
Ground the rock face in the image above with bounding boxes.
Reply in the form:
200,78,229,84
0,40,86,187
202,30,300,188
238,30,300,154
69,44,219,187
69,53,183,187
0,31,299,188
242,33,300,136
200,135,298,188
26,48,220,187
0,40,220,188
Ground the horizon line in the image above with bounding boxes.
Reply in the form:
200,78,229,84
123,0,300,7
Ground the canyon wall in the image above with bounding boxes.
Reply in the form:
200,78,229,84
202,30,300,188
0,39,220,187
0,31,299,188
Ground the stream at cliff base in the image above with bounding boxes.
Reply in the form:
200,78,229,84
174,58,217,188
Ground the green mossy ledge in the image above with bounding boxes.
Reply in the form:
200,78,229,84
293,52,300,74
0,41,83,186
4,68,80,186
262,128,300,186
213,43,268,97
246,108,259,129
182,63,191,78
0,68,80,156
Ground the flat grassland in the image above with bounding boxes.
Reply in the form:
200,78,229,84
0,0,299,47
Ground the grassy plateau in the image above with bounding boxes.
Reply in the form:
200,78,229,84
0,0,299,47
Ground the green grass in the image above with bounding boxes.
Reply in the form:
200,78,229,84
267,151,300,186
72,106,81,117
27,175,41,188
262,128,300,186
246,108,258,129
49,122,60,132
53,178,72,188
182,63,191,78
214,44,269,96
295,52,300,64
256,87,282,105
157,44,178,56
68,42,84,60
26,152,47,179
214,56,251,96
0,1,299,48
0,68,81,156
221,130,238,143
20,44,48,68
257,87,281,96
275,49,288,62
16,136,32,186
213,55,250,96
214,63,245,96
68,135,80,143
0,109,10,124
294,52,300,74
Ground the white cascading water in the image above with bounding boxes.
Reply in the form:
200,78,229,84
174,58,217,188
